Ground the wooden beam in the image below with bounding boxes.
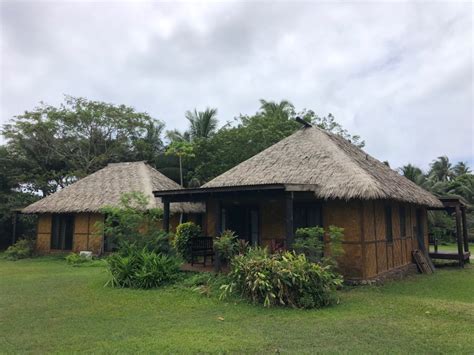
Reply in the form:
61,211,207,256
455,205,464,267
285,192,294,248
461,207,470,255
11,211,18,245
163,200,170,233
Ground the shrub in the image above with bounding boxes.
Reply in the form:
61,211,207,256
214,230,239,263
100,192,170,255
65,253,90,266
292,226,345,267
221,247,343,308
293,227,325,263
5,239,35,260
174,222,202,262
105,248,181,289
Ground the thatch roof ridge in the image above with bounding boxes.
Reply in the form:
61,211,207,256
203,126,441,207
22,161,204,214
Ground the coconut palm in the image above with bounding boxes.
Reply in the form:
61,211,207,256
399,164,423,183
185,108,218,140
429,156,454,182
453,161,471,177
259,99,294,119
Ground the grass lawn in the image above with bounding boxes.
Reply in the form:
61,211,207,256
1,257,473,353
429,242,471,254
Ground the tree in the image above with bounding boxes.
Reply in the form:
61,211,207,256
2,96,164,195
166,107,218,143
0,146,38,248
185,108,218,140
189,99,365,183
429,156,454,182
165,141,195,186
453,161,471,177
399,164,427,186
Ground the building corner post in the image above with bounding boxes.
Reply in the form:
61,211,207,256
163,200,170,233
285,192,294,249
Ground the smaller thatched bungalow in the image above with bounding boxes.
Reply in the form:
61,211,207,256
155,125,442,281
22,162,204,254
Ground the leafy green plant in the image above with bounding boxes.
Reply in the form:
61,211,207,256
221,247,343,308
65,253,90,266
293,227,325,263
173,222,202,262
100,192,172,255
327,225,344,258
214,230,239,263
105,248,181,289
5,239,35,260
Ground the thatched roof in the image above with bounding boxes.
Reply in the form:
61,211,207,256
22,162,205,214
203,126,442,207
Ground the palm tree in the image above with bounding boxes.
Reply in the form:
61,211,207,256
185,108,218,140
259,99,294,119
453,161,471,177
399,164,424,183
429,156,454,182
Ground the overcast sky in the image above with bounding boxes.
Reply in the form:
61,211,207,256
1,1,472,171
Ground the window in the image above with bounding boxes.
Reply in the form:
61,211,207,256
385,205,393,242
399,206,407,237
51,214,74,250
293,203,322,231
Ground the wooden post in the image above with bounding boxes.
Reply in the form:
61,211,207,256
455,205,464,267
163,200,170,233
285,192,294,248
461,207,469,254
11,211,18,245
216,201,222,236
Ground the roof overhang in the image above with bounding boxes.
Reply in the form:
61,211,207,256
428,196,469,211
154,184,287,202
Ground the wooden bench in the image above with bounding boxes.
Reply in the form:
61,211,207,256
190,237,214,266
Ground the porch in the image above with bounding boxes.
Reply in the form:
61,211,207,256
428,197,471,267
155,184,324,248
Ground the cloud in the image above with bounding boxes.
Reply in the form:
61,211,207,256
1,1,472,170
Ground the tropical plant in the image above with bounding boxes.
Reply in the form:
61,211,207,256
173,222,202,262
213,230,239,263
105,248,181,289
65,253,90,266
453,162,471,177
100,192,170,255
165,141,195,186
5,238,35,260
185,108,218,140
399,164,424,183
293,227,325,263
221,247,343,308
429,156,454,182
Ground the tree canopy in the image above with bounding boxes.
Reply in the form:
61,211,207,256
2,96,164,195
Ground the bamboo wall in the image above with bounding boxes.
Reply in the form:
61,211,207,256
35,212,187,255
203,197,428,280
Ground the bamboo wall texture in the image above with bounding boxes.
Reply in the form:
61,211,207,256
35,212,190,255
203,197,427,280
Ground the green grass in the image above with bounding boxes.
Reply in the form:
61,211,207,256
1,257,473,353
429,242,472,254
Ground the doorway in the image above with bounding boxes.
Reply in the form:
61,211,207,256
51,214,74,250
221,205,259,245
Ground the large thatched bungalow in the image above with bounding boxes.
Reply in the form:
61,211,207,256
155,125,442,281
22,162,204,254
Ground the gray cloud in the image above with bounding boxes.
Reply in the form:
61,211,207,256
1,1,472,170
